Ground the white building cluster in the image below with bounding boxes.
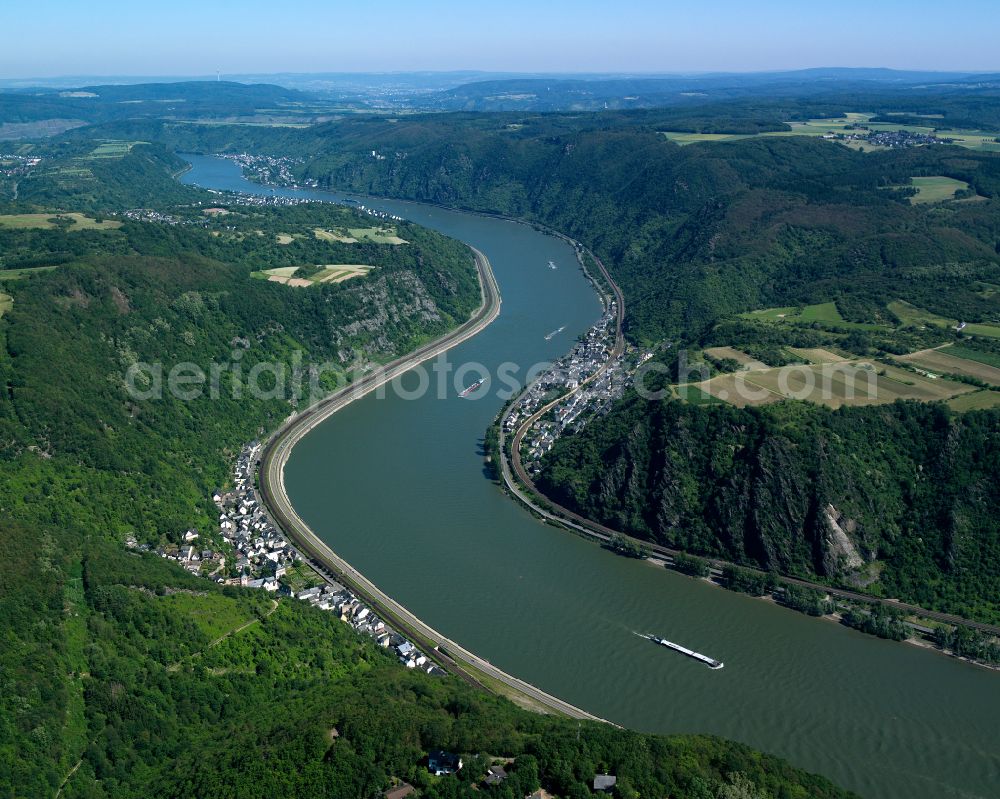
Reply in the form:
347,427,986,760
222,153,306,187
0,153,41,178
505,302,632,471
147,440,442,675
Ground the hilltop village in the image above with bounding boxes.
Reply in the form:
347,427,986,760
826,127,955,148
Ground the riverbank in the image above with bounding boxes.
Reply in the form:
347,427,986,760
489,245,1000,672
500,412,1000,668
254,244,607,721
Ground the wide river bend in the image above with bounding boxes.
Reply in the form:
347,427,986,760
182,155,1000,799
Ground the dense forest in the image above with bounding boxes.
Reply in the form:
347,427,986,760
537,396,1000,623
0,145,853,797
2,522,854,799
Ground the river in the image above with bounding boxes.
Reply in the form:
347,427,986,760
182,154,1000,799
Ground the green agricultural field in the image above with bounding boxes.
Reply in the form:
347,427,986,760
347,226,408,245
947,390,1000,411
0,265,62,280
672,384,727,405
313,227,357,243
0,292,11,317
798,302,845,323
947,344,1000,369
889,300,1000,337
86,140,147,159
693,358,973,409
661,131,754,145
909,176,974,204
889,300,954,327
743,302,884,331
0,212,121,231
661,113,1000,153
900,346,1000,386
934,129,1000,152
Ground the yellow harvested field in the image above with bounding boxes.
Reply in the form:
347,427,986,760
268,276,313,287
0,212,121,231
262,266,300,278
275,233,294,245
693,374,783,407
693,360,973,409
787,347,850,364
900,347,1000,386
202,207,230,216
315,265,374,284
256,264,374,287
702,346,768,370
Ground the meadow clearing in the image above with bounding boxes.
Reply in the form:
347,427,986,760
745,299,1000,338
158,592,257,643
742,301,884,331
85,140,146,159
909,175,974,203
0,212,121,231
313,228,358,243
313,226,408,245
946,390,1000,411
888,300,1000,337
0,266,61,281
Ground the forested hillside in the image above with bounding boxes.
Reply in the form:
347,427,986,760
537,397,1000,622
0,81,311,125
91,112,1000,343
2,523,853,799
0,144,853,798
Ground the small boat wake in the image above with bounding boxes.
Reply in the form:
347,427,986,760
544,326,566,341
635,631,724,670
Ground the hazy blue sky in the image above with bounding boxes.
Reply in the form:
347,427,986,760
5,0,999,77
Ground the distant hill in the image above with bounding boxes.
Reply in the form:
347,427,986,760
0,80,315,126
425,69,1000,111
